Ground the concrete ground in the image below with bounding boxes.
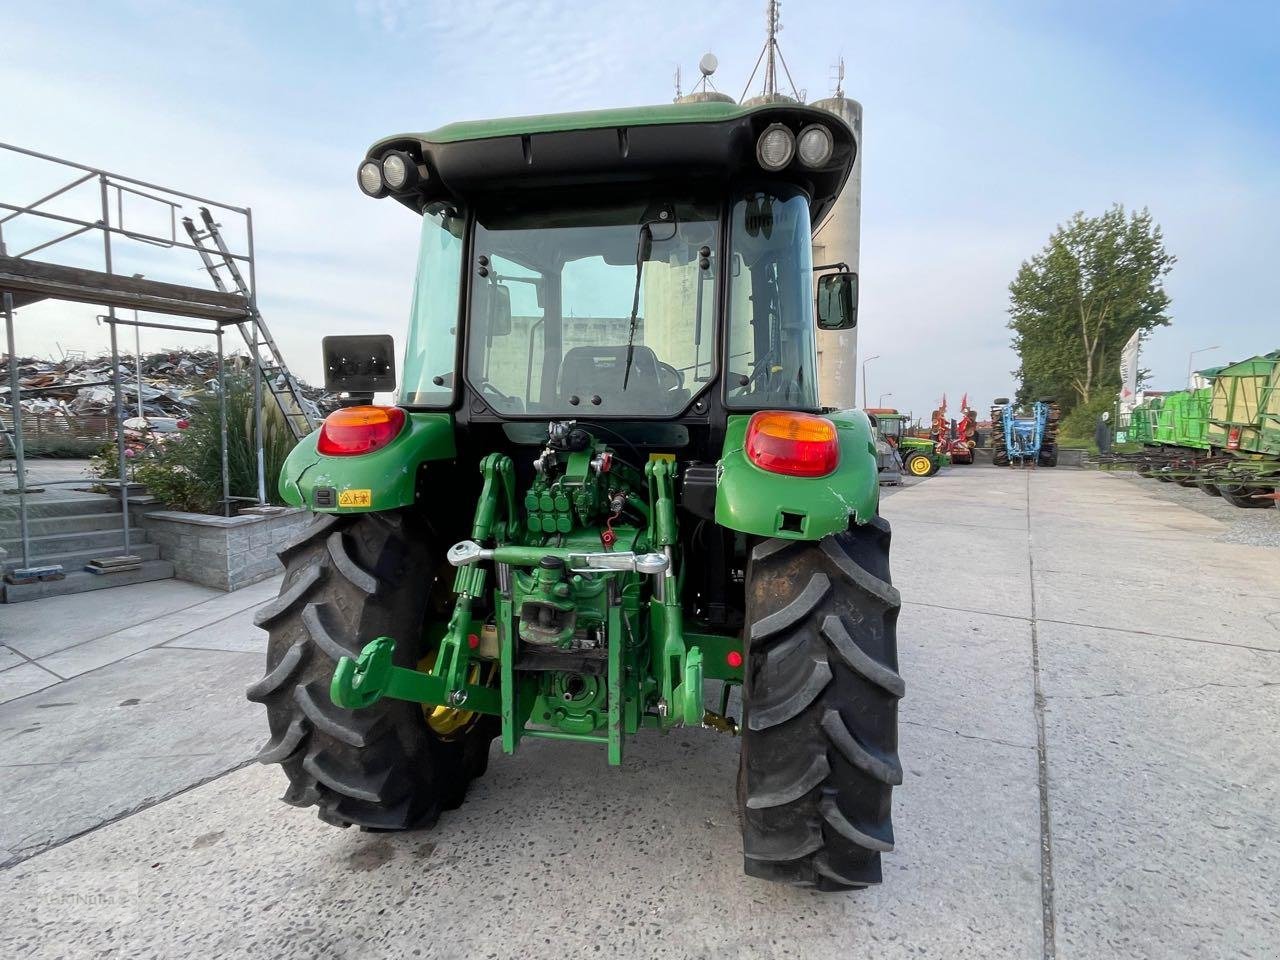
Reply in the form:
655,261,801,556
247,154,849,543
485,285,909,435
0,576,280,861
1,465,1277,959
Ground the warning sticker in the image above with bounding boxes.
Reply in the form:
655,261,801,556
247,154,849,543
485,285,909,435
338,489,373,508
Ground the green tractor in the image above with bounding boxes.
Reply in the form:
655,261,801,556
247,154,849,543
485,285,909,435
250,100,903,891
867,408,945,477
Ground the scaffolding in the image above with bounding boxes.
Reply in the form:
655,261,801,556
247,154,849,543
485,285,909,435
0,141,305,578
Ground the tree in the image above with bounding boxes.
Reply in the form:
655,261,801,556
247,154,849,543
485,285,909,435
1007,205,1174,417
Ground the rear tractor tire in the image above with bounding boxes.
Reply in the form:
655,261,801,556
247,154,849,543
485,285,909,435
248,511,498,830
739,521,904,891
990,404,1009,467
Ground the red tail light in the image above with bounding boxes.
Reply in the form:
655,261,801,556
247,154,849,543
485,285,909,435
1227,427,1241,450
745,411,839,477
317,405,406,456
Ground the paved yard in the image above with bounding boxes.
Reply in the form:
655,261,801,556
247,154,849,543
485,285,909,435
1,466,1277,959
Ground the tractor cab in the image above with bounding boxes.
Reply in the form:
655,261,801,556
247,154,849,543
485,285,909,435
866,407,907,444
350,101,858,440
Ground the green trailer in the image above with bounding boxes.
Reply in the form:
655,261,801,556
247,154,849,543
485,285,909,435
1207,352,1280,454
1122,396,1161,445
1133,388,1213,486
249,100,904,891
1153,388,1211,449
1201,351,1280,507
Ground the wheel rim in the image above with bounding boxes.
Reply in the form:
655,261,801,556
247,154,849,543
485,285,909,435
908,456,932,476
417,651,493,739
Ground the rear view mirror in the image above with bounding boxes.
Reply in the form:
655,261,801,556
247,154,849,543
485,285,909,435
816,272,858,330
322,335,397,393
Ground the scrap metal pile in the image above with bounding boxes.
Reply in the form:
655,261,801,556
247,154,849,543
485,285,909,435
1,349,335,428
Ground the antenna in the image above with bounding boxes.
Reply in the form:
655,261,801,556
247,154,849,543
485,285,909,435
682,52,721,95
763,0,779,95
831,56,845,98
739,0,803,103
673,64,682,102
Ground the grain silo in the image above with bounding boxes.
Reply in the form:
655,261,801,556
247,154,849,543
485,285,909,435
809,68,862,411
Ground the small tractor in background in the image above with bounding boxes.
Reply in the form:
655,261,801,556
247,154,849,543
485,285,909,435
867,408,946,477
250,99,904,892
990,397,1060,467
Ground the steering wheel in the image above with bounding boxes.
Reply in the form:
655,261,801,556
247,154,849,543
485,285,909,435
479,380,514,405
655,361,685,391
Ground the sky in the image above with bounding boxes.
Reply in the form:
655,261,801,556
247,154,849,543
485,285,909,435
2,0,1278,419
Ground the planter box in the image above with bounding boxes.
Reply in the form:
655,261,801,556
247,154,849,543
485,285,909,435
141,506,309,591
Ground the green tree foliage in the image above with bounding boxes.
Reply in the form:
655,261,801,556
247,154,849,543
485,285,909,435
1008,205,1174,417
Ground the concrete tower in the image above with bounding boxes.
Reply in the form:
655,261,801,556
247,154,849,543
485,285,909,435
809,60,862,410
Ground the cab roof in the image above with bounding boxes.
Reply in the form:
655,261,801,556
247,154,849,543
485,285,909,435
365,100,857,222
395,101,753,145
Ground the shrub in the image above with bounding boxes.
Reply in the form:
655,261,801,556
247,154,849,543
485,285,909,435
91,376,298,514
1059,393,1116,446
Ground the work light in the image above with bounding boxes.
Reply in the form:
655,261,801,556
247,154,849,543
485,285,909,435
381,151,421,191
756,124,795,171
796,124,834,167
358,160,385,197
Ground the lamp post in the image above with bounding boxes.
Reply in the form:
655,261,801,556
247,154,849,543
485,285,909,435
1187,345,1219,388
878,392,893,407
861,354,880,409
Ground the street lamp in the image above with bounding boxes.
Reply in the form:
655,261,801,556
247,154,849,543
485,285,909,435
861,354,880,409
878,392,893,407
1187,345,1219,388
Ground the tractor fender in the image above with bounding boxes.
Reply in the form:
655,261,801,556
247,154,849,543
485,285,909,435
279,411,456,513
715,411,880,541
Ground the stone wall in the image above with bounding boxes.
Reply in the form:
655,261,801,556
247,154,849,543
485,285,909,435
141,506,309,591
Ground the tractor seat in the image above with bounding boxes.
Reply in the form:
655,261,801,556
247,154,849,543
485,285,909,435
558,345,663,408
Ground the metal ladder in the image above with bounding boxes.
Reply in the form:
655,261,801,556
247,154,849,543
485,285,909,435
182,207,318,440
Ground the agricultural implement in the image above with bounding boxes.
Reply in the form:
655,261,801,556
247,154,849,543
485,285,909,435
250,100,904,891
1100,354,1278,508
867,407,945,477
990,398,1059,467
1200,352,1279,506
1105,389,1214,485
929,394,975,465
